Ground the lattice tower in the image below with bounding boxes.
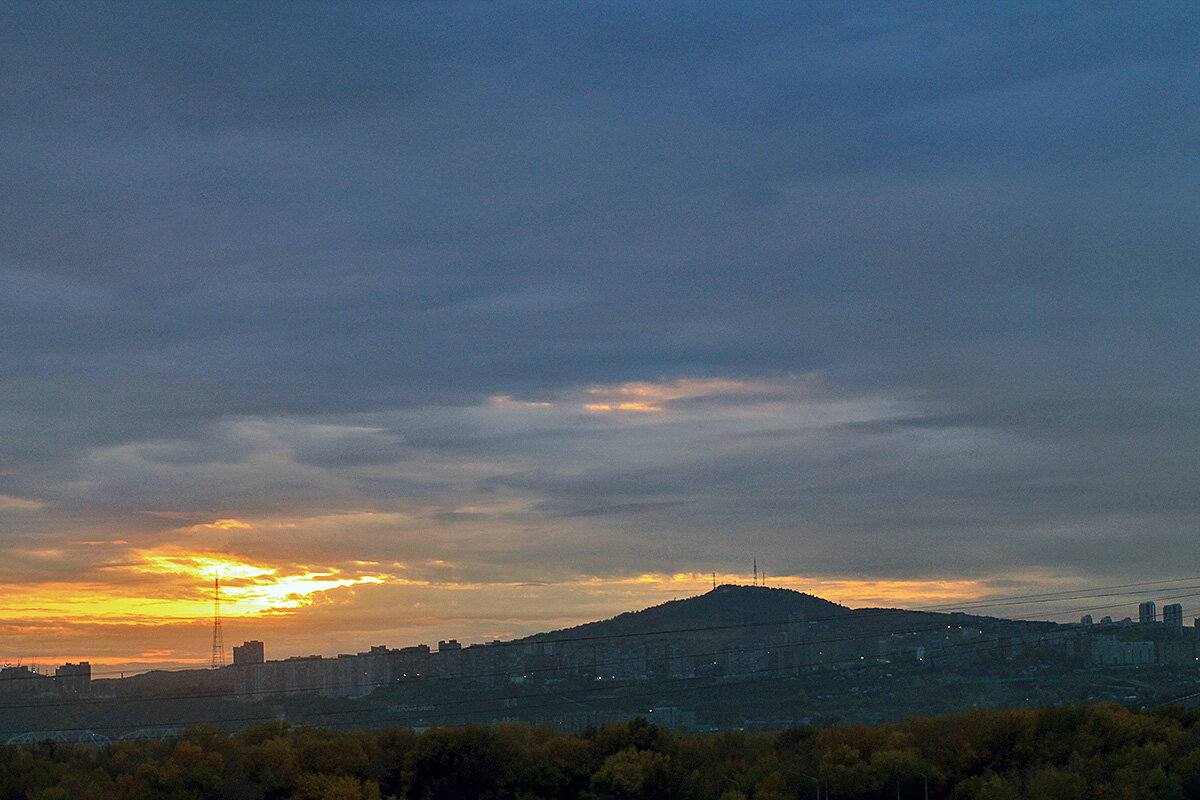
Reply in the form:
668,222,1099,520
211,573,226,669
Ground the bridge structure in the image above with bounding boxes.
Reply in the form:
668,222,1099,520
5,726,194,745
5,729,111,746
119,727,188,741
5,724,206,745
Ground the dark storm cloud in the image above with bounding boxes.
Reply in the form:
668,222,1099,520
2,1,1199,603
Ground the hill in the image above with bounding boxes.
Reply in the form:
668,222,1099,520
530,584,851,644
523,583,1049,655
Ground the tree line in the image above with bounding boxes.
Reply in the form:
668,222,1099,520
4,703,1200,799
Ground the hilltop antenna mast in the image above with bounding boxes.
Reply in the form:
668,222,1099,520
210,572,226,669
753,558,758,586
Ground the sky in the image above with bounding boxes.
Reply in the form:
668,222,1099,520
2,2,1199,673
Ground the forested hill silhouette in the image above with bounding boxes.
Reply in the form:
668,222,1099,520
523,583,1040,650
529,584,852,644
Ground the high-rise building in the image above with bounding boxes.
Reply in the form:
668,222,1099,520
55,662,90,695
233,640,265,665
1163,603,1184,631
1139,601,1157,624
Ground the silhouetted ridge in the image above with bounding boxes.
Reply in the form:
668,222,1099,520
531,584,851,643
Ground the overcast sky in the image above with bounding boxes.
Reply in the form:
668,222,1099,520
3,2,1199,670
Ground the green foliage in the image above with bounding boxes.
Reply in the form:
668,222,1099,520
593,717,673,756
405,724,526,800
587,746,669,799
7,704,1200,799
292,772,382,800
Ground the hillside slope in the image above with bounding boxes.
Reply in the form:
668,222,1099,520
530,584,851,643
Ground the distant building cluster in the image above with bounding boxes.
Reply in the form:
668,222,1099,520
1083,600,1195,667
223,619,1041,700
227,621,1078,703
1128,601,1185,631
233,639,493,699
0,662,90,697
8,595,1193,709
226,598,1200,700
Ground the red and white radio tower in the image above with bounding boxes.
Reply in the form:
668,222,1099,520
211,572,226,669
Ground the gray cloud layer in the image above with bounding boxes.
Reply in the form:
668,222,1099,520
3,2,1199,607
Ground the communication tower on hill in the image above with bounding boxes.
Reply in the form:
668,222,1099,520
211,573,226,669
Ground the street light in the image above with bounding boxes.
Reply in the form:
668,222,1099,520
721,777,742,800
897,769,928,800
800,772,822,800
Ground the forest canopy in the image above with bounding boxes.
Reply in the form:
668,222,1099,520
3,704,1200,799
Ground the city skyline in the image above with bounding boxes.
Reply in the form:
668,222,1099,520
7,579,1197,681
3,3,1199,671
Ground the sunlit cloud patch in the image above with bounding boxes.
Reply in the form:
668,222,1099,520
128,546,388,613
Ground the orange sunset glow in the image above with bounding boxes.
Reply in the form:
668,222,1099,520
0,551,387,624
5,1,1194,684
0,554,1025,672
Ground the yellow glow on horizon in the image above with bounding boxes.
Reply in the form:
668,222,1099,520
0,546,391,626
0,563,1006,628
129,547,388,613
793,577,990,606
235,573,385,611
579,572,995,609
4,655,214,673
105,658,211,667
0,582,214,621
0,567,1077,670
132,549,274,581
